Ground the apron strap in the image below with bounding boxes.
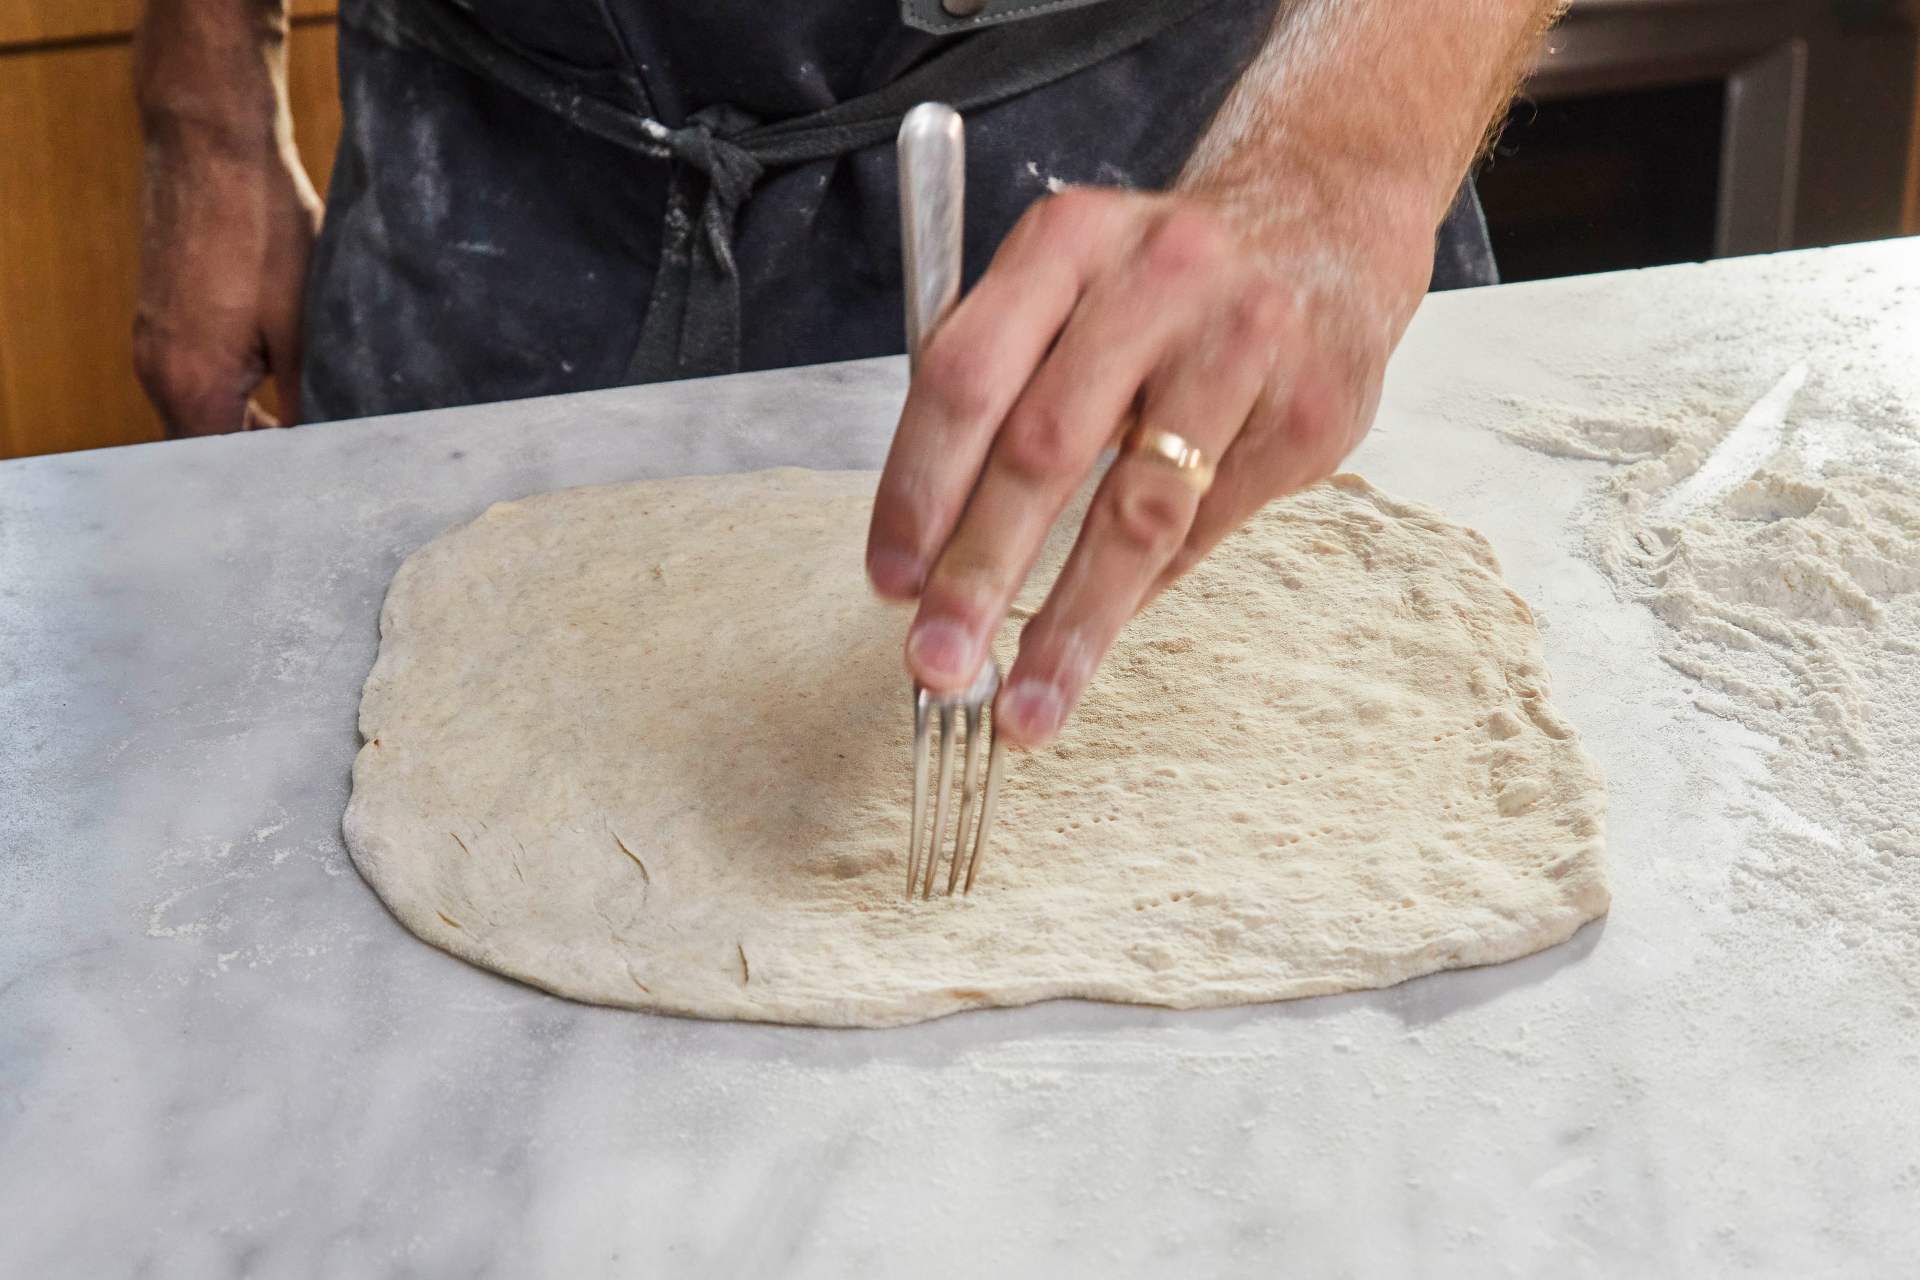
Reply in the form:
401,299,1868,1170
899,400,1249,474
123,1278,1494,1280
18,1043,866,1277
350,0,1219,380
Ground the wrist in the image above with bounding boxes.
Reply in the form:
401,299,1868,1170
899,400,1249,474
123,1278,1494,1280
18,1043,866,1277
1176,0,1553,269
1180,146,1440,299
140,102,287,163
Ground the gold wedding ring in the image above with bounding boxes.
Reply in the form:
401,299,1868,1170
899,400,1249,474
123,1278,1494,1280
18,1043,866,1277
1122,426,1216,495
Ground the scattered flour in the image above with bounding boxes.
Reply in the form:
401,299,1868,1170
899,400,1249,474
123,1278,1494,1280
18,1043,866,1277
144,812,362,981
1023,159,1069,194
1473,247,1920,994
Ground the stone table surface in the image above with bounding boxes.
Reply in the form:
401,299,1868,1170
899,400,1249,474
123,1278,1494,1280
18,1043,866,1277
4,240,1918,1277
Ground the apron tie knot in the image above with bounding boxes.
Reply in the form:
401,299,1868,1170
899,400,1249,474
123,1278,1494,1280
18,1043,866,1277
633,103,768,380
360,0,1207,382
663,105,766,217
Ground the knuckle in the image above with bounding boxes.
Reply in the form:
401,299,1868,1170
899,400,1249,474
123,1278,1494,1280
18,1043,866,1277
131,327,179,392
1230,282,1293,345
1141,207,1230,278
1278,373,1358,464
912,333,996,423
140,354,243,430
997,404,1082,485
920,558,1005,628
1098,471,1194,557
1012,195,1062,245
1283,398,1334,456
142,355,210,405
1036,185,1105,230
1015,186,1116,250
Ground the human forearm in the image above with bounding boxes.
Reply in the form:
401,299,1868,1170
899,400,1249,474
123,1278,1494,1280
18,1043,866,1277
134,0,293,155
132,0,318,434
1181,0,1561,243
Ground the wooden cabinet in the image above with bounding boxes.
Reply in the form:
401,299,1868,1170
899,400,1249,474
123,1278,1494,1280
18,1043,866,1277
1481,1,1920,284
1909,50,1920,234
0,4,340,458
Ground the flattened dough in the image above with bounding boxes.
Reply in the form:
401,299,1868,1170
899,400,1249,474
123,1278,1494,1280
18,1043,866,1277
344,469,1608,1026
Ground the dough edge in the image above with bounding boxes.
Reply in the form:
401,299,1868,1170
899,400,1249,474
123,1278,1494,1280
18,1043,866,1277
342,468,1610,1028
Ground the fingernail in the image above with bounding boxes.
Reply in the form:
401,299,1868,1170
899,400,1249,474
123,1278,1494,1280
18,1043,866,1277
907,620,975,684
1000,680,1066,742
867,549,924,599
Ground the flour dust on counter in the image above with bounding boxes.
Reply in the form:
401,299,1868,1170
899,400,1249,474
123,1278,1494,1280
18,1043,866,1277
1462,246,1920,1001
342,467,1608,1027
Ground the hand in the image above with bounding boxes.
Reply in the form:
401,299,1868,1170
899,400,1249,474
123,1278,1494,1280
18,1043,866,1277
865,182,1434,748
134,130,321,436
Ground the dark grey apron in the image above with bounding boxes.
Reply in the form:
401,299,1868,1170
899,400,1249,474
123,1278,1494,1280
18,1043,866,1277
303,0,1497,422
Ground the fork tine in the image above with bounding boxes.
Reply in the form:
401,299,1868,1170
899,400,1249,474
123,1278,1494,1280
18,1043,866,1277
945,702,985,895
961,726,1005,895
921,704,957,899
906,688,931,898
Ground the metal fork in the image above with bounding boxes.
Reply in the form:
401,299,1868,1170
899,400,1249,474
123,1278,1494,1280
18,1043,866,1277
898,102,1007,899
908,661,1006,898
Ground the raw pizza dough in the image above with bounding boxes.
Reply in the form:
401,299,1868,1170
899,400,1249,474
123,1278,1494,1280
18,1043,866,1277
344,468,1608,1026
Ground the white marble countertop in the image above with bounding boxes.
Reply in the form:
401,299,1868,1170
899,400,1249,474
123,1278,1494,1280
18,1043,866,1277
4,241,1917,1277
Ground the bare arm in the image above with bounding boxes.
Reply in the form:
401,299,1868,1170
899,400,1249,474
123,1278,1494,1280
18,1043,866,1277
1180,0,1560,234
1155,0,1560,568
868,0,1560,746
134,0,320,434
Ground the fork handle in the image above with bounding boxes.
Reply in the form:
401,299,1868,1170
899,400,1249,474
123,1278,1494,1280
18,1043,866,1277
898,103,965,366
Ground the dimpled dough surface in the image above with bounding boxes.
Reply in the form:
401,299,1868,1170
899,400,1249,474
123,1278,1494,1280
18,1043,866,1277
343,468,1608,1027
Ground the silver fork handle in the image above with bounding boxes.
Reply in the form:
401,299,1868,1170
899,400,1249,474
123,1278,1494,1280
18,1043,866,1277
898,102,965,365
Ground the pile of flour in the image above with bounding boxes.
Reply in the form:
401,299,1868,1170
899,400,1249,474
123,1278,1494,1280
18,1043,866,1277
1471,246,1920,995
